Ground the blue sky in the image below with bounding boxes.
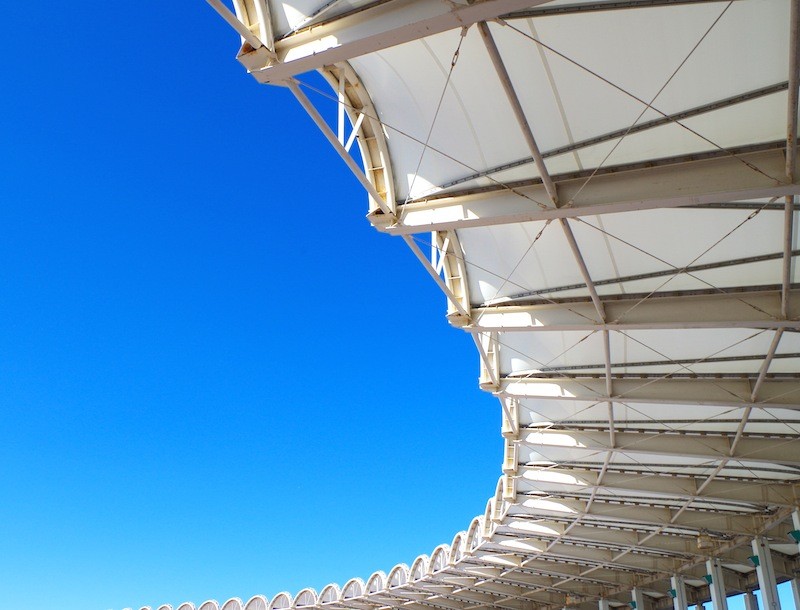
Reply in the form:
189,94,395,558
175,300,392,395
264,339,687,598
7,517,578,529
0,3,499,609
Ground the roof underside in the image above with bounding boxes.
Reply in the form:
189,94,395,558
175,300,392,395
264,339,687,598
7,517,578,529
182,1,800,610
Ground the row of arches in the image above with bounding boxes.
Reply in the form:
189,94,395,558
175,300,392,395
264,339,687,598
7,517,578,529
130,514,494,610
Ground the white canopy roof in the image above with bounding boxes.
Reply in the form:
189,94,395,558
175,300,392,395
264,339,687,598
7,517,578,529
184,1,800,609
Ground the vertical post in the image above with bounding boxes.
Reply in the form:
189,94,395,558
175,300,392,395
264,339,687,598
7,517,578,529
599,599,611,610
743,591,758,610
631,587,645,610
751,537,781,610
791,509,800,552
706,559,728,610
790,577,800,610
337,71,346,145
670,575,688,610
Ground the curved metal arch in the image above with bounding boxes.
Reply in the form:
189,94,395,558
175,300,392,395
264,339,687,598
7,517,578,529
268,593,292,610
387,563,409,588
340,578,365,600
244,595,269,610
409,554,429,581
432,230,472,324
448,532,466,564
317,584,339,604
292,588,317,608
365,571,386,594
429,544,451,574
318,62,396,216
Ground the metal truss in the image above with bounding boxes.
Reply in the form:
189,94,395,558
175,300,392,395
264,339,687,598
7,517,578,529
202,2,800,610
370,145,800,234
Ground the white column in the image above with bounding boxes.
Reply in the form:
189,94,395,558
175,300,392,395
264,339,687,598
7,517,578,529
751,537,781,610
670,575,688,610
631,587,645,610
599,600,611,610
792,509,800,552
790,578,800,610
743,591,758,610
705,559,728,610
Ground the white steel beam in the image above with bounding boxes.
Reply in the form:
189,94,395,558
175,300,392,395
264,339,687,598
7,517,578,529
501,378,800,410
478,21,558,205
631,587,646,610
469,289,800,332
783,0,799,319
372,148,800,234
517,466,799,506
492,525,710,558
243,0,554,83
670,575,688,610
791,577,800,610
506,500,772,537
705,560,728,610
518,429,800,467
751,537,781,610
793,509,800,553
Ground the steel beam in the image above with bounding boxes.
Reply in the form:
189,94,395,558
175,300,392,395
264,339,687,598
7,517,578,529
517,466,799,507
478,21,558,205
439,81,788,192
372,146,800,234
670,575,688,610
631,588,645,610
528,353,800,374
501,378,800,410
494,251,798,303
518,429,800,467
503,0,743,19
507,499,771,537
243,0,554,83
469,289,800,332
493,525,708,558
705,559,728,610
751,537,782,610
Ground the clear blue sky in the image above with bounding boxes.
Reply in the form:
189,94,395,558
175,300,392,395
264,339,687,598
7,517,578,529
0,3,499,609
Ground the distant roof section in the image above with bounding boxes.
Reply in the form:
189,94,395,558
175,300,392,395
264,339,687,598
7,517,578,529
189,1,800,609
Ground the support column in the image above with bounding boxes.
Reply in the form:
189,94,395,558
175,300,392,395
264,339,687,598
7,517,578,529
791,509,800,551
631,587,645,610
706,559,728,610
670,575,688,610
790,577,800,610
743,591,758,610
599,600,611,610
751,537,781,610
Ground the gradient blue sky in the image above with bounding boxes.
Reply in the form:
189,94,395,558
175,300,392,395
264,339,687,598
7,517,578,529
0,3,499,609
0,4,796,610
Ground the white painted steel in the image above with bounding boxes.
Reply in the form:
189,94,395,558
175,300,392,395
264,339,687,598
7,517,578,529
752,537,782,610
195,2,800,610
